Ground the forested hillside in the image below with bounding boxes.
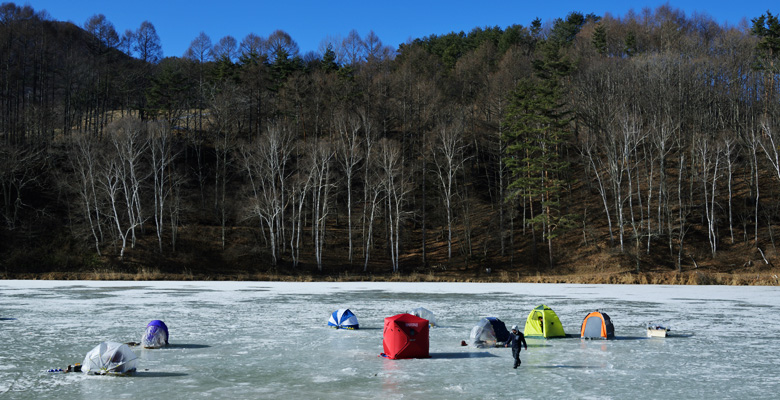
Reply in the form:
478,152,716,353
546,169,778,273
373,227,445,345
1,2,779,282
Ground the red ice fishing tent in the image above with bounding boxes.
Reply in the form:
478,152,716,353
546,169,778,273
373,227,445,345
381,313,430,359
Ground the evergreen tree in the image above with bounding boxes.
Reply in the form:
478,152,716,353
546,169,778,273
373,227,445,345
751,11,780,114
212,55,239,84
321,44,339,73
529,17,543,54
624,31,637,57
751,11,780,71
549,12,585,46
498,24,524,53
530,18,542,38
502,41,574,267
146,59,191,125
592,24,607,55
269,48,301,91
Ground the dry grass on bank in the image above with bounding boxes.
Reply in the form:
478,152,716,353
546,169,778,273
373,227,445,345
9,268,779,286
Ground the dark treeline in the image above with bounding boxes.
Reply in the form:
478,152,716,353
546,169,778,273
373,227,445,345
2,2,780,277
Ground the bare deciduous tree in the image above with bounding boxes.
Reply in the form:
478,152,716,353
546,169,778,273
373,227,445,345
580,127,614,246
108,118,148,250
289,161,312,268
239,33,266,58
378,138,410,272
335,113,364,264
84,14,119,49
119,29,135,56
100,120,148,260
209,84,245,249
240,124,293,265
184,32,213,62
306,138,335,271
362,30,392,62
723,137,738,244
694,134,722,257
0,144,42,230
134,21,162,63
149,122,176,252
431,121,468,262
212,35,238,62
267,29,300,61
68,134,105,254
341,29,365,66
362,173,383,272
100,154,131,258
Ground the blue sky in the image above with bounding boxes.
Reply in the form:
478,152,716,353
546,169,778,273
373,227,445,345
26,0,774,58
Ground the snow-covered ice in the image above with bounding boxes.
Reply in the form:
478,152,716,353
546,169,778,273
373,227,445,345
1,281,778,399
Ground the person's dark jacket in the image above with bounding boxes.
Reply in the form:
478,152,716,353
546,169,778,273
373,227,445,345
505,331,527,350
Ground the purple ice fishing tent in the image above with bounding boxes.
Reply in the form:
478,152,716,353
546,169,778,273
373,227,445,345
142,320,169,348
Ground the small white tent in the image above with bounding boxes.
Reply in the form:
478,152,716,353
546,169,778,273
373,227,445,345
82,342,138,375
408,307,438,327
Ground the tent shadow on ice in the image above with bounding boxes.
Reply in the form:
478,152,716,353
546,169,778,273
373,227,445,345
469,317,510,348
381,313,429,359
328,309,359,329
580,310,615,340
535,364,609,369
523,305,566,338
82,341,138,375
132,371,190,378
166,343,211,349
429,352,499,359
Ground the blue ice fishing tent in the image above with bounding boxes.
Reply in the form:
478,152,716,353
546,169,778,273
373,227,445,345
328,309,359,329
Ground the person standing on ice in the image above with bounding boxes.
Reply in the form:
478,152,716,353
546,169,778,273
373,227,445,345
505,325,527,368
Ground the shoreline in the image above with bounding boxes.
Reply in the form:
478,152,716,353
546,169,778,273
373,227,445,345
4,270,779,285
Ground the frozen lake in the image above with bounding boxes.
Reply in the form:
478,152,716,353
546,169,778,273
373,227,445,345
1,281,778,399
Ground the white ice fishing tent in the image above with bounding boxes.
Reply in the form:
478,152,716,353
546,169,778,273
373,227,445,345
82,341,138,375
469,317,510,348
408,307,438,327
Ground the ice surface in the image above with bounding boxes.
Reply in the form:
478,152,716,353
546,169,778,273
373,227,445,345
1,281,778,399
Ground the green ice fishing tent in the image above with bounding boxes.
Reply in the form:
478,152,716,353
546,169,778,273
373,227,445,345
523,304,565,338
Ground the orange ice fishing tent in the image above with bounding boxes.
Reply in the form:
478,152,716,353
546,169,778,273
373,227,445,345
580,310,615,339
381,313,430,359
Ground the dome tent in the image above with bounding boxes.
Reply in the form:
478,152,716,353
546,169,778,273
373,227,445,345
82,341,138,375
381,313,429,359
408,307,437,327
469,317,510,347
328,309,359,329
142,320,169,348
523,304,566,338
580,310,615,339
